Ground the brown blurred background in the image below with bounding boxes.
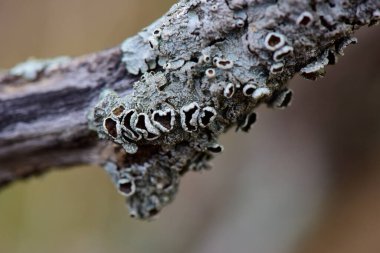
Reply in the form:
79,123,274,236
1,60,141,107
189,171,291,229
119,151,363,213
1,1,380,253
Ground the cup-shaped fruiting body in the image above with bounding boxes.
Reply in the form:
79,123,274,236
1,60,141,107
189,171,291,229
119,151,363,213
215,59,234,70
240,112,257,132
206,68,216,78
252,87,270,100
148,37,159,49
103,117,119,139
206,143,224,153
235,18,245,28
372,10,380,25
327,49,338,65
243,83,256,96
121,109,142,141
129,210,138,219
212,57,220,65
151,109,176,133
198,107,217,128
111,104,126,118
223,83,235,98
134,113,161,140
270,62,284,74
273,46,293,61
202,53,211,63
300,58,327,74
210,4,218,12
127,193,163,220
118,178,136,197
152,28,162,38
300,50,329,80
264,32,286,51
336,37,358,56
297,11,314,26
373,10,380,19
269,89,293,109
146,207,160,220
180,102,200,132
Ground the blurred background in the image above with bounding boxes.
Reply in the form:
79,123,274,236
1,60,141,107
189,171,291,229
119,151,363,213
1,0,380,253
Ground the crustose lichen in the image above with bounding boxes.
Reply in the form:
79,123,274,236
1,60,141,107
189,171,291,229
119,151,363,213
88,0,379,219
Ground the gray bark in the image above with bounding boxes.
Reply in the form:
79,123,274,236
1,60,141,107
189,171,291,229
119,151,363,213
0,48,137,187
0,0,379,218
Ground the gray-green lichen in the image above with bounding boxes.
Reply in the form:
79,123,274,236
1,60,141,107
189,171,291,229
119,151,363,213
10,56,70,81
89,0,380,219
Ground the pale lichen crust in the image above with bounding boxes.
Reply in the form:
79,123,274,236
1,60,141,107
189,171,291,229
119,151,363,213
89,0,379,219
9,56,71,81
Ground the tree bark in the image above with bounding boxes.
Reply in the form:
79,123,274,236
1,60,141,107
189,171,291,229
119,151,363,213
0,48,137,187
0,0,379,218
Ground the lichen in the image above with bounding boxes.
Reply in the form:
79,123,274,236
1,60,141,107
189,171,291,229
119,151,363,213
89,0,380,219
10,56,70,81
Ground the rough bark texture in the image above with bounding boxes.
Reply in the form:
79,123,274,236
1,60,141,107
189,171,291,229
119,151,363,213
0,48,137,187
0,0,379,219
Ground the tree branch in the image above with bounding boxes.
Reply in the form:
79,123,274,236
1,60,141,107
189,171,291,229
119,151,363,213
0,48,138,187
0,0,379,219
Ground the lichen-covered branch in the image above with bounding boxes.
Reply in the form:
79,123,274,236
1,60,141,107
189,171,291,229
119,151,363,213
0,0,379,219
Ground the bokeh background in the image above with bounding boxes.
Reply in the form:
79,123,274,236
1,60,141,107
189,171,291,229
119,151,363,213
1,1,380,253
